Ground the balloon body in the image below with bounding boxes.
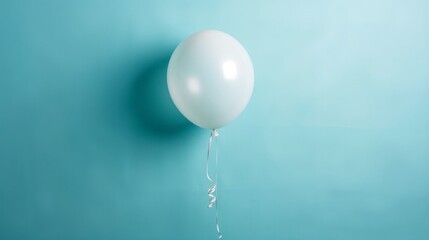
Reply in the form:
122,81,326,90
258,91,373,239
167,30,254,129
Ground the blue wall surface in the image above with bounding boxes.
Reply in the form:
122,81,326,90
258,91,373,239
1,1,428,239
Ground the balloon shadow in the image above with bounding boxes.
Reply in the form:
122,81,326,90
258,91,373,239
129,49,196,139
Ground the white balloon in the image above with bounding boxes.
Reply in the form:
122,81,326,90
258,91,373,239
167,30,254,129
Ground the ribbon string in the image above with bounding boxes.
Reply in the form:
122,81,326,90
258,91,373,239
206,129,222,239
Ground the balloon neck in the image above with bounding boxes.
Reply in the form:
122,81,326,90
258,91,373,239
212,129,219,137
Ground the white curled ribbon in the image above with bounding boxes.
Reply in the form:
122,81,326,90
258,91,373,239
206,129,222,239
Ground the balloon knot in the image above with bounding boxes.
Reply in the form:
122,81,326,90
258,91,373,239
212,129,219,137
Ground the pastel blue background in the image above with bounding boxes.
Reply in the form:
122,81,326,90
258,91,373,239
1,0,428,239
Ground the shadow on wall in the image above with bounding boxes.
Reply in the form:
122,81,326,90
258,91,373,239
128,49,196,139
